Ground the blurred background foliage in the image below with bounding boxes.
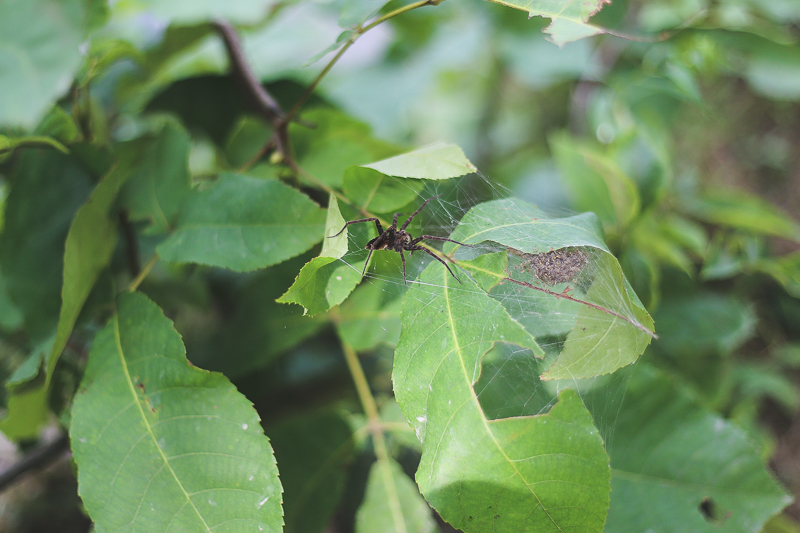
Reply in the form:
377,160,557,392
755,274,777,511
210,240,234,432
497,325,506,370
1,0,800,530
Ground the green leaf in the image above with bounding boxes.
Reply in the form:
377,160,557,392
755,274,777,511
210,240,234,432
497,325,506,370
449,198,655,379
276,256,365,316
686,188,800,242
336,281,403,351
35,106,81,145
343,167,424,214
338,0,392,27
653,292,756,358
0,267,23,331
157,174,326,271
393,262,611,531
0,0,89,128
268,411,355,533
291,107,400,188
550,133,641,230
0,165,126,440
276,196,366,316
70,292,283,532
598,365,792,533
355,458,437,533
458,251,508,292
0,150,94,340
0,387,48,441
481,0,612,45
541,251,655,380
756,251,800,298
363,142,476,180
120,120,192,234
224,116,273,169
305,30,355,66
322,195,348,259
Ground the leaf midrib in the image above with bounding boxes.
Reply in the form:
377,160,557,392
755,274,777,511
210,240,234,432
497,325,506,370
441,268,562,531
112,314,212,532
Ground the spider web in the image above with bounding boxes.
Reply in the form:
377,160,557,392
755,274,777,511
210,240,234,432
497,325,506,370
332,168,644,450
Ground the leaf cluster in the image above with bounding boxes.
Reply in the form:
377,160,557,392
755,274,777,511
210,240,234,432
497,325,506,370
0,0,799,532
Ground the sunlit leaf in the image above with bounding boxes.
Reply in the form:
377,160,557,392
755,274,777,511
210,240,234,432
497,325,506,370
276,256,365,316
157,174,326,271
322,195,349,259
71,292,283,532
343,167,424,214
277,196,366,315
481,0,611,45
363,142,476,180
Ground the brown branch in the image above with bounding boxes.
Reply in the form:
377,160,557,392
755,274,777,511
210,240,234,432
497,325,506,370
0,433,70,494
503,276,657,338
213,20,296,167
213,21,284,122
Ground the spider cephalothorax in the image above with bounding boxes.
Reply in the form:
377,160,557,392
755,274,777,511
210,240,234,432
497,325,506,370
328,195,471,285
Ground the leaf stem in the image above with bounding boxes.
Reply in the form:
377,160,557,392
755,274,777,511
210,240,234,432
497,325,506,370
128,254,158,292
283,0,442,125
339,338,407,533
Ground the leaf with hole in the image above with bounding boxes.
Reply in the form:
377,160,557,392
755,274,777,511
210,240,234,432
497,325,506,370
393,262,612,532
588,364,792,533
448,198,655,380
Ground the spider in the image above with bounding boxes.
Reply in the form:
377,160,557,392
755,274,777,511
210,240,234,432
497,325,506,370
328,195,471,285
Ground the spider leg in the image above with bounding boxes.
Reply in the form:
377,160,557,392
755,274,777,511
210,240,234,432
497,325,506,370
410,235,472,247
409,245,462,284
400,249,408,286
362,248,375,277
399,194,442,231
328,218,383,238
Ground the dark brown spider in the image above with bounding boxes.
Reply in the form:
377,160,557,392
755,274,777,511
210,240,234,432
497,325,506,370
328,195,471,285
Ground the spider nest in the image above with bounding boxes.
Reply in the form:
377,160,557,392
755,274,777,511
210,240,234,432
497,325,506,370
509,246,589,285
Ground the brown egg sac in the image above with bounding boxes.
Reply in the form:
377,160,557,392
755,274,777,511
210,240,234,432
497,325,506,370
510,247,589,285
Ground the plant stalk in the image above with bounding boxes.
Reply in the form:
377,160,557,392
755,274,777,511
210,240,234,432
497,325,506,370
339,338,408,533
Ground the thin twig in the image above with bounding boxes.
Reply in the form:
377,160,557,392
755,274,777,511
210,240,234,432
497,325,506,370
339,338,408,533
281,0,442,126
0,433,70,494
503,276,657,338
128,254,158,292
